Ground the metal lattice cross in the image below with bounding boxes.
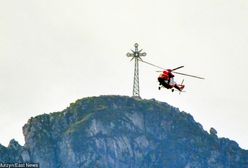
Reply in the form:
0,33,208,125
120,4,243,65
127,43,146,98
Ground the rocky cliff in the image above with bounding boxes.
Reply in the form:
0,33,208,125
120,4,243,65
1,95,248,167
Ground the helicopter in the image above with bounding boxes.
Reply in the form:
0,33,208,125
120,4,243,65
139,60,205,93
157,66,204,92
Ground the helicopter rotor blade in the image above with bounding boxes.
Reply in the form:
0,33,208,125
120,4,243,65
173,72,205,79
181,79,184,85
140,60,166,70
172,66,184,71
141,60,184,71
138,57,143,61
140,60,204,79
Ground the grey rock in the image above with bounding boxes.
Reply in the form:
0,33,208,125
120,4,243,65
210,127,218,136
0,95,248,168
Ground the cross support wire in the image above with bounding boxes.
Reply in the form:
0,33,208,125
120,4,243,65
126,43,147,98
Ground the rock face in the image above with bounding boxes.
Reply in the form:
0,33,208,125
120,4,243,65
0,139,24,162
1,95,248,167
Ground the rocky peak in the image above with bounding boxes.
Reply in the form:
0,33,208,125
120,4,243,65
8,139,21,150
0,139,23,162
1,95,248,167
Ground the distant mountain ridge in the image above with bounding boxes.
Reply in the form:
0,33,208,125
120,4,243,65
0,95,248,167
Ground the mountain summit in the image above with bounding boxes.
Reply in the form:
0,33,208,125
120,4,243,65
0,95,248,167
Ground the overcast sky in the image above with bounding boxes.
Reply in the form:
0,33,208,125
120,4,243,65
0,0,248,149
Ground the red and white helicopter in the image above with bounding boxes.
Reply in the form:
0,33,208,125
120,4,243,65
140,60,204,93
157,66,204,92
